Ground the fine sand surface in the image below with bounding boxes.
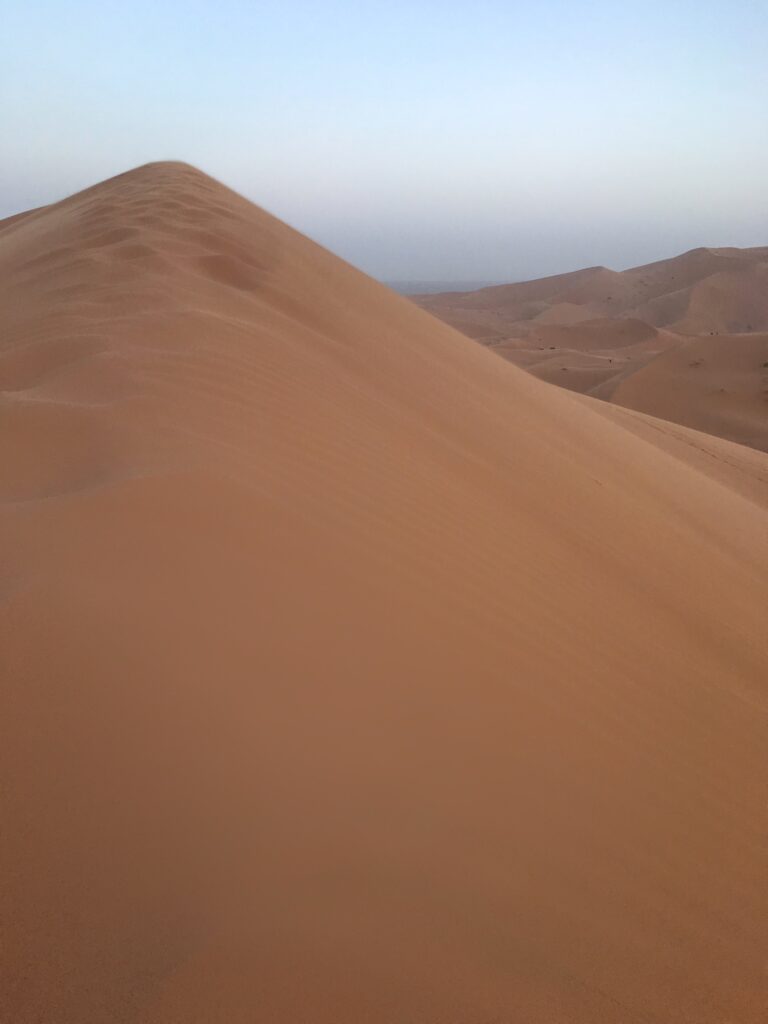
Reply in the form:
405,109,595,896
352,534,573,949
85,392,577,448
611,332,768,452
1,163,768,1023
416,248,768,449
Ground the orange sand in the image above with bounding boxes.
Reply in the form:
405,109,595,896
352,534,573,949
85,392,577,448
417,247,768,449
1,164,767,1023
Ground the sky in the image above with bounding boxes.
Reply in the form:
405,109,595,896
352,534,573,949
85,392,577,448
2,0,767,281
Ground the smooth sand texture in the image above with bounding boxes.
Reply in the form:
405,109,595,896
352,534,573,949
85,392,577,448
611,332,768,451
416,248,768,449
1,163,768,1023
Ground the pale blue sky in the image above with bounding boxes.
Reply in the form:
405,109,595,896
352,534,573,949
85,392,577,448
2,0,766,280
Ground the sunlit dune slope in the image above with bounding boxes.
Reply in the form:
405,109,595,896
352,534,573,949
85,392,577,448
1,163,767,1024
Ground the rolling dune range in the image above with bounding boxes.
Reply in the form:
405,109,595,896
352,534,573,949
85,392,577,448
1,163,768,1023
415,247,768,450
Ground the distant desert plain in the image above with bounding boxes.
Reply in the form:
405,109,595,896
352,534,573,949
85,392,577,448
1,163,767,1023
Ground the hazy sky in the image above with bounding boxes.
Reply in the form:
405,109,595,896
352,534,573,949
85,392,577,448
3,0,767,281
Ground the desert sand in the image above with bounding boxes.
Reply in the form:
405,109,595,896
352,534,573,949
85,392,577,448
416,247,768,450
1,163,767,1023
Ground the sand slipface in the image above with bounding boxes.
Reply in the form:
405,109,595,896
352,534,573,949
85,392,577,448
416,247,768,450
1,163,767,1023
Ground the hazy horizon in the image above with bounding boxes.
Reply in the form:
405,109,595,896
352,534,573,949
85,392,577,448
4,1,767,281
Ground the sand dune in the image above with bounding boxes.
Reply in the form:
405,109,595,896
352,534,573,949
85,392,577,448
2,163,768,1023
611,331,768,450
419,246,768,332
416,247,768,448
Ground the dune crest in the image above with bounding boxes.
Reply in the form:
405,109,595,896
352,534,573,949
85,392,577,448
1,163,767,1023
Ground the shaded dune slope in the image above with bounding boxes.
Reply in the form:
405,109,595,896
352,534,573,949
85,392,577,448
1,164,767,1023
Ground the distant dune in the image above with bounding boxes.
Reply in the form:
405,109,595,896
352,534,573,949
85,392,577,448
2,164,767,1023
386,279,501,295
415,246,768,450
